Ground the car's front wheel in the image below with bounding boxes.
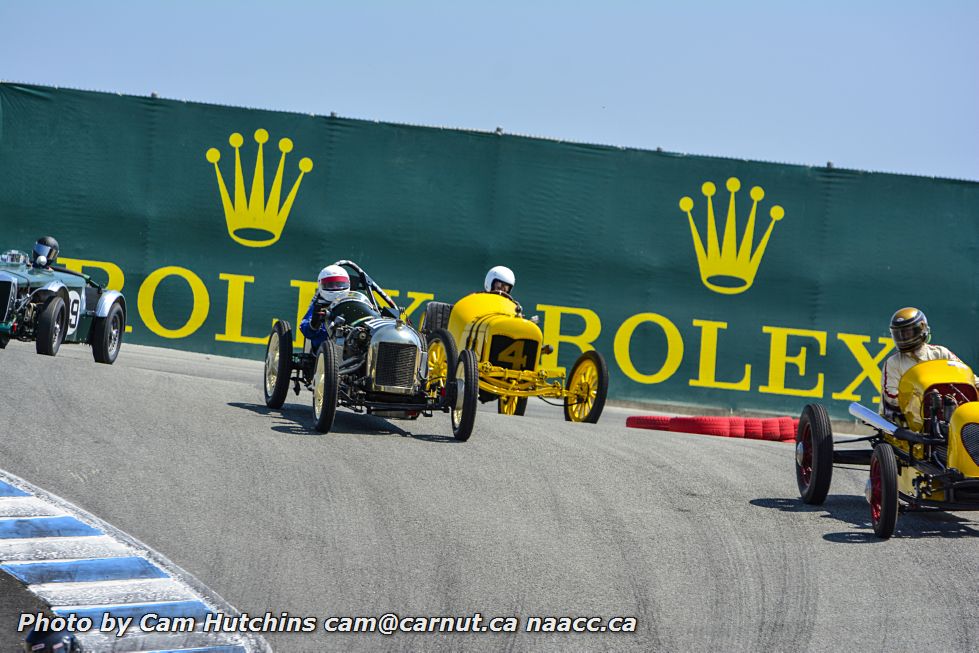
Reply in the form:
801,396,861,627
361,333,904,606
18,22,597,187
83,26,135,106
313,343,339,433
92,302,125,364
426,328,458,401
869,443,899,539
563,350,609,423
36,297,67,356
796,403,834,505
264,321,294,408
451,349,478,441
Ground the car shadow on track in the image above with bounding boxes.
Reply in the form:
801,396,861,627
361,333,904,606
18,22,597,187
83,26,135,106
750,496,979,541
227,402,460,443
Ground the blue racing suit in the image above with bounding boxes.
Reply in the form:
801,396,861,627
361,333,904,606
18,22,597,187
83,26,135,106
299,300,329,352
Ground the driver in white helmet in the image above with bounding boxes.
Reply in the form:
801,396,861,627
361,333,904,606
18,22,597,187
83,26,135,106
484,265,523,310
300,264,351,351
879,307,977,421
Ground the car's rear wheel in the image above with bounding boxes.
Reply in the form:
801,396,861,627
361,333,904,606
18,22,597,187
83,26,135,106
36,296,67,356
796,403,834,504
451,349,478,441
92,302,125,364
869,443,899,539
498,395,528,416
426,328,458,400
563,350,608,423
264,320,294,409
0,335,7,349
313,342,339,433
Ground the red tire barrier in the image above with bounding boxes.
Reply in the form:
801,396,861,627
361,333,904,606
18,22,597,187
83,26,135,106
625,415,672,431
670,416,731,437
626,414,802,443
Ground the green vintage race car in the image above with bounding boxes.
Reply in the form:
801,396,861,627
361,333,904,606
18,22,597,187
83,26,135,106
0,247,127,363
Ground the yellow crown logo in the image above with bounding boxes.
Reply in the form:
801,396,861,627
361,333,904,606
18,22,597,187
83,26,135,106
206,129,313,248
678,178,785,295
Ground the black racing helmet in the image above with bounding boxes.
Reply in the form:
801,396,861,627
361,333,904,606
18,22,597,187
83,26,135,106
889,307,930,353
23,628,79,652
32,236,59,267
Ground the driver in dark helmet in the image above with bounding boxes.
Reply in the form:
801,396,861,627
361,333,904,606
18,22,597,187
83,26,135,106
879,307,978,420
31,236,60,269
23,627,79,652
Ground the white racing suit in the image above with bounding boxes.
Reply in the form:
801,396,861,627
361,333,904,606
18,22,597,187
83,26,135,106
879,343,975,417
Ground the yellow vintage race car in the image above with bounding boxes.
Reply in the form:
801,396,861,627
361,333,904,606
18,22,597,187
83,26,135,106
420,291,608,423
797,359,979,539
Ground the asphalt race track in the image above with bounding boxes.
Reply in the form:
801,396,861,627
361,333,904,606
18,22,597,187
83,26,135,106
3,342,979,652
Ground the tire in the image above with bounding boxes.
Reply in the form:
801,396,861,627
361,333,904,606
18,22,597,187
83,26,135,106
426,328,458,399
36,296,67,356
451,349,478,441
422,301,453,334
728,417,746,438
670,416,730,437
0,335,7,349
796,403,834,505
869,443,899,539
625,415,672,431
263,320,294,409
498,395,528,416
563,350,609,423
91,302,125,364
744,418,764,439
312,342,339,433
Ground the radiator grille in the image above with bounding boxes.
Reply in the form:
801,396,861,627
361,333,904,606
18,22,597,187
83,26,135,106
0,280,13,323
960,423,979,467
375,342,417,388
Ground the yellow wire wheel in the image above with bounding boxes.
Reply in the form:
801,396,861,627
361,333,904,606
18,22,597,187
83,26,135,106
498,394,527,416
425,328,458,401
563,350,609,423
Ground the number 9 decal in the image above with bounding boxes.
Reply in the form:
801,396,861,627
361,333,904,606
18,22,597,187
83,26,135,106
66,290,81,336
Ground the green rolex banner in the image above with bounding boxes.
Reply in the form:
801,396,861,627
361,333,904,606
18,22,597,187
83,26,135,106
1,82,977,418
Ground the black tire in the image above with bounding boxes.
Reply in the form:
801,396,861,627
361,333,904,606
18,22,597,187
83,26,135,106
426,328,458,398
451,349,478,441
92,302,125,364
312,342,339,433
869,443,899,539
563,350,609,423
498,396,528,416
36,296,67,356
263,320,294,409
0,335,7,349
796,403,834,504
422,301,453,334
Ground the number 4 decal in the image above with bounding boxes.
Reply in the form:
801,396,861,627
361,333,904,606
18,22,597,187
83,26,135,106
498,340,528,369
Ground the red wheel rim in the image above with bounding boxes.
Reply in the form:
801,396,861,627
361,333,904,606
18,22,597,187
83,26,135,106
798,422,813,487
869,457,882,522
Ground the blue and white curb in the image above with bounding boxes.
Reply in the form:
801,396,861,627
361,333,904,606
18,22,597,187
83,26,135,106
0,470,270,652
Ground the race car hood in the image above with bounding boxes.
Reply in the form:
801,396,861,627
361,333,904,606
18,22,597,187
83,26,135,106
0,263,85,291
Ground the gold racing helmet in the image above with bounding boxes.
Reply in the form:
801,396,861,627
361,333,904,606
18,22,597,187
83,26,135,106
889,307,930,353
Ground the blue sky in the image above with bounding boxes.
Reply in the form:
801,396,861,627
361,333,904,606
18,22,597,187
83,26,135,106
2,1,976,180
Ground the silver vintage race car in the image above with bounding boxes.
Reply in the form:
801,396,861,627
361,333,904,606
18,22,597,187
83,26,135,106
262,260,478,440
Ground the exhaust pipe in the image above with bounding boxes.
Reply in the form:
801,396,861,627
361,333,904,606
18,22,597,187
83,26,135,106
848,402,898,435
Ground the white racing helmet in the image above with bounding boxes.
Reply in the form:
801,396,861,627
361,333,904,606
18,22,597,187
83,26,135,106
317,264,351,304
484,265,515,294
